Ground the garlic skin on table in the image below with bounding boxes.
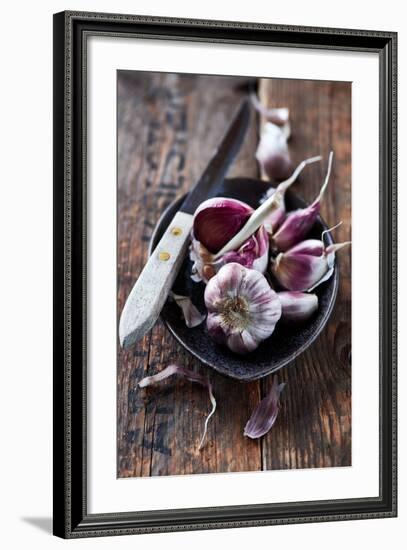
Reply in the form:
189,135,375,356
190,197,269,284
271,236,351,292
204,263,282,355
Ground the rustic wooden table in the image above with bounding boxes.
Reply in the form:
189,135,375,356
117,71,351,477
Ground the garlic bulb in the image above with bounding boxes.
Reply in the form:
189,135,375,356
277,291,318,322
271,236,351,292
204,263,282,354
271,151,334,251
190,197,269,284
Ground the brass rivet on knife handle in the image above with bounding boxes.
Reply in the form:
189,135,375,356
171,227,183,236
158,251,171,261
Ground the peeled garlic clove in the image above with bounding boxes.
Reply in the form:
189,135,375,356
277,291,318,322
271,152,334,251
204,263,282,355
190,198,269,283
256,122,293,181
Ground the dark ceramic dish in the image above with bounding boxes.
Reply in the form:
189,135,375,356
149,178,339,381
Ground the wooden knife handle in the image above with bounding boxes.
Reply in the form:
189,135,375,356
119,210,194,349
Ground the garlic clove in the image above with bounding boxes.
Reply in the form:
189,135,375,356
204,263,282,354
286,239,325,257
277,291,318,322
251,91,292,182
271,234,351,292
250,91,290,127
190,199,269,283
193,197,252,254
244,376,285,439
213,155,322,260
271,202,320,252
256,122,293,181
271,151,334,251
272,251,328,292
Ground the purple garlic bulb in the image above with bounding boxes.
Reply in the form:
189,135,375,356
204,263,282,355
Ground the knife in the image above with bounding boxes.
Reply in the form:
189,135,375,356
119,100,250,349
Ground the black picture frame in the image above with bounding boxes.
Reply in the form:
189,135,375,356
53,10,397,539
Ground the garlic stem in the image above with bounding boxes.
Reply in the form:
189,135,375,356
321,220,343,246
213,155,322,260
326,241,351,255
316,151,334,203
278,155,322,193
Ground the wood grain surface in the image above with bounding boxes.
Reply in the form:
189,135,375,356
117,72,351,477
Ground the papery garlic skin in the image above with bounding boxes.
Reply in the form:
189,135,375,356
277,291,318,323
190,197,269,284
221,225,269,273
171,292,206,328
262,187,286,235
138,364,216,451
256,122,293,181
204,263,282,354
189,238,220,283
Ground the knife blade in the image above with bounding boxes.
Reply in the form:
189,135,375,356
119,100,250,349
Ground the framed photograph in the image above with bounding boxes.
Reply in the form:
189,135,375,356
53,11,397,538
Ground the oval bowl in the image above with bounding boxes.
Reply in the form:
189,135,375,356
149,177,339,381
